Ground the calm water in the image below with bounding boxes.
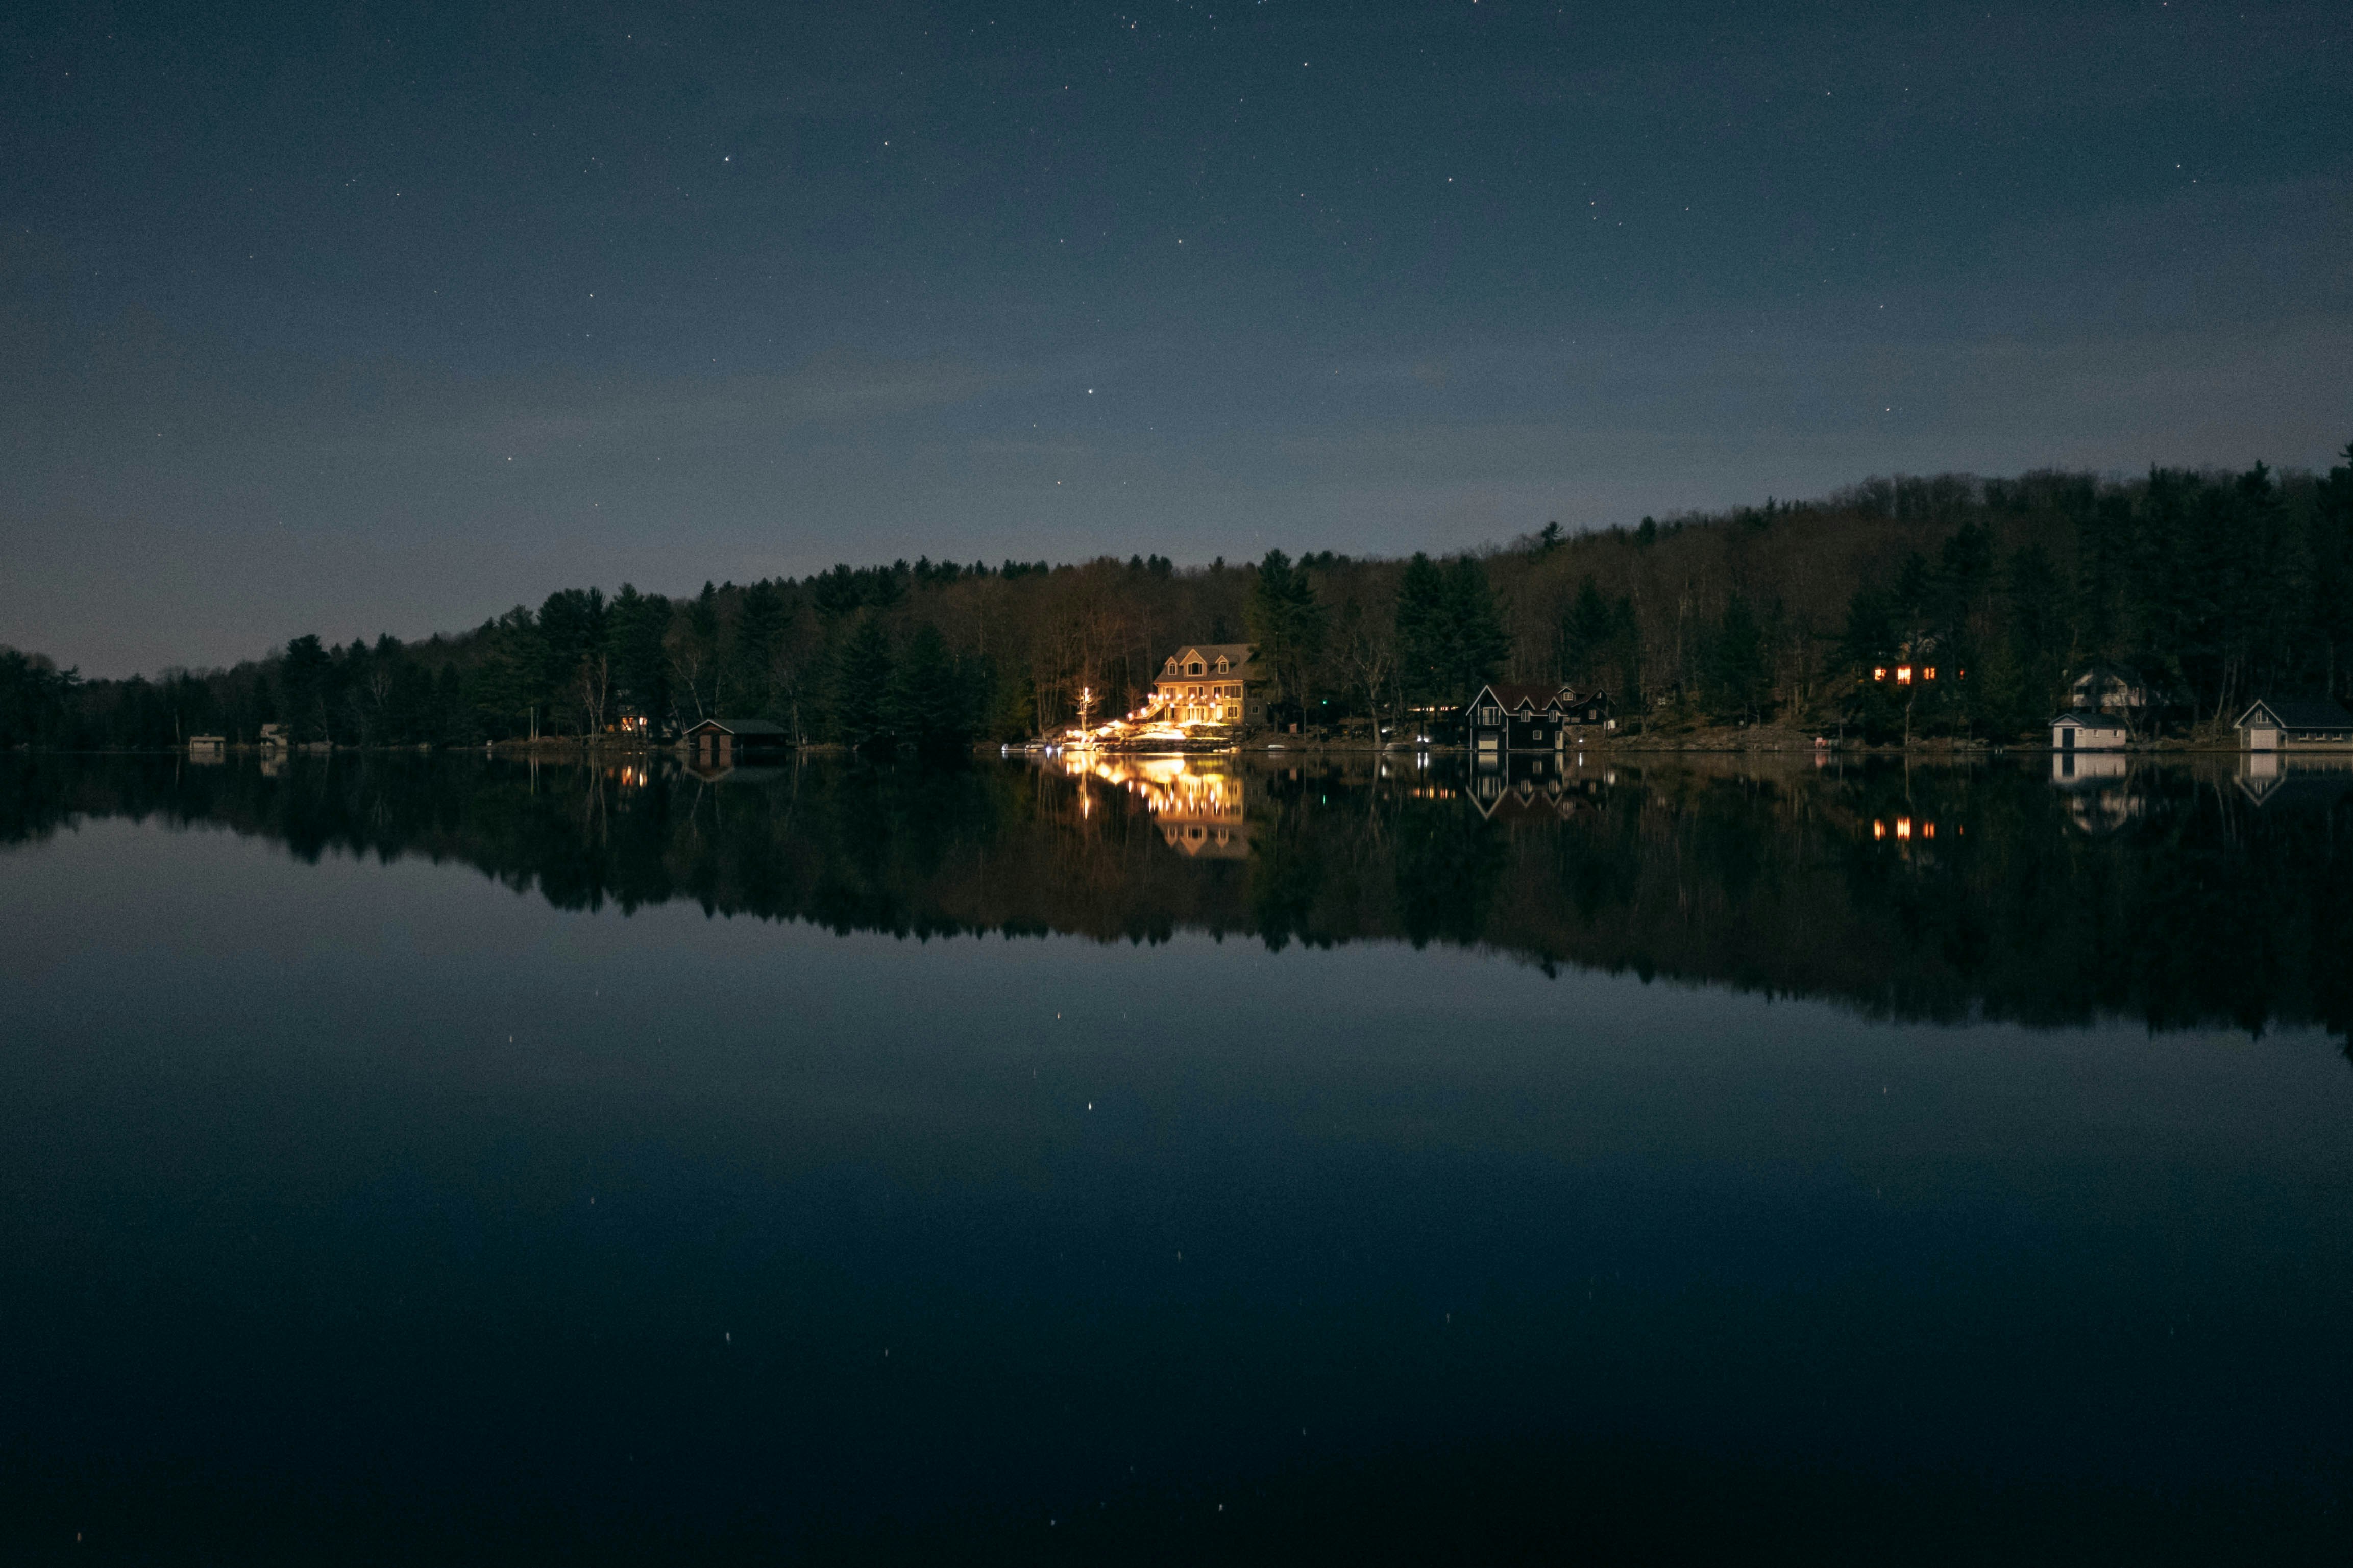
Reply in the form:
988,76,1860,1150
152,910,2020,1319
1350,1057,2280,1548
3,750,2350,1562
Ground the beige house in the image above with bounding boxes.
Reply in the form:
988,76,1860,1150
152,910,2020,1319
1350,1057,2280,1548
2050,711,2127,752
1149,644,1267,727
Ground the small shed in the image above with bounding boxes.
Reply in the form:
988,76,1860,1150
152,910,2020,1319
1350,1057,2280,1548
2235,699,2353,751
681,717,792,765
2050,711,2127,752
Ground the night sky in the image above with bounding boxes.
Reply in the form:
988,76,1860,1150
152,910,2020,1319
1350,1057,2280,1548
5,1,2348,675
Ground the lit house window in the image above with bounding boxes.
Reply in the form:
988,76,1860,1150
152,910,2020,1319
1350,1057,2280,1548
1873,667,1888,681
1896,666,1914,684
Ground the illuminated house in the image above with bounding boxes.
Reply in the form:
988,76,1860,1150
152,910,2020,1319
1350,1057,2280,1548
1148,644,1268,728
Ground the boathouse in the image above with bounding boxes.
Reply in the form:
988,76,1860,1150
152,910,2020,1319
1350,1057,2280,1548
1463,684,1575,754
2049,711,2127,753
2234,699,2353,752
681,717,792,766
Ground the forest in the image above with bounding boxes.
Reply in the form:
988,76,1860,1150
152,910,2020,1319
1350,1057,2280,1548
6,450,2350,751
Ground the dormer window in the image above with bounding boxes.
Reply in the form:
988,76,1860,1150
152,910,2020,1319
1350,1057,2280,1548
1188,662,1203,675
1215,657,1229,673
1165,657,1178,671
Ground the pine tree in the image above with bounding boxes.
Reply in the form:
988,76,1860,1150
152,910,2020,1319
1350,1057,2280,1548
828,615,895,749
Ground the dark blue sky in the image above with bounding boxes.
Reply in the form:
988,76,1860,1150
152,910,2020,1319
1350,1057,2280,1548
5,0,2348,674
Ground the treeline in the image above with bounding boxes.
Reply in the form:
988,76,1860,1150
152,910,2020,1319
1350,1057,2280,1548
6,449,2349,750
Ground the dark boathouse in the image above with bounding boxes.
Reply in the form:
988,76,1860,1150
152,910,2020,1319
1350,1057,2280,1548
681,718,792,766
1463,683,1573,754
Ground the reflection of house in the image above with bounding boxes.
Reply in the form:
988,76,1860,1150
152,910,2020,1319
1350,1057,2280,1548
1467,753,1592,820
2050,751,2127,786
681,718,792,767
2237,751,2353,808
2050,711,2127,752
2235,699,2353,752
1464,684,1578,754
1075,755,1252,857
1149,645,1267,728
259,723,289,755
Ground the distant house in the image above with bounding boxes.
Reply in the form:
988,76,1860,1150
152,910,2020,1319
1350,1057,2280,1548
1563,688,1617,734
1150,644,1268,728
1463,684,1576,754
681,717,792,766
2067,663,2161,717
2235,698,2353,751
258,723,289,754
187,734,225,757
2049,711,2127,753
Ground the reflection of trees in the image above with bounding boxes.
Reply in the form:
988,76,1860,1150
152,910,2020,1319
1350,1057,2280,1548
2,751,2346,1044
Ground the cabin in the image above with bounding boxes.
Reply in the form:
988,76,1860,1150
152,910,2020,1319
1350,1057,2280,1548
681,717,792,766
1463,684,1575,754
2049,711,2127,753
187,734,225,757
1563,689,1616,734
2067,663,2161,717
1149,644,1268,728
2235,698,2353,751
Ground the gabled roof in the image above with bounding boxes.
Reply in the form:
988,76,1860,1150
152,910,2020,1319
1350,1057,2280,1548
1467,682,1571,715
2238,698,2353,731
1159,644,1260,679
684,717,791,735
2050,711,2127,728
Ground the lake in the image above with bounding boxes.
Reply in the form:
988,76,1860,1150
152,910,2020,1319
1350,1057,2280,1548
3,748,2349,1562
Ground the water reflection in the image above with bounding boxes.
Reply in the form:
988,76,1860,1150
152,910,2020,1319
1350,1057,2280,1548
3,748,2347,1042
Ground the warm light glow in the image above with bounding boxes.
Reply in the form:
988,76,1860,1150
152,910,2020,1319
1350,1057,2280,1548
1873,667,1887,681
1873,820,1886,840
1923,666,1937,681
1896,817,1912,839
1896,666,1913,684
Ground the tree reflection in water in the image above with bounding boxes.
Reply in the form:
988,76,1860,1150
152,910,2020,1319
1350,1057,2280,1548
5,749,2347,1043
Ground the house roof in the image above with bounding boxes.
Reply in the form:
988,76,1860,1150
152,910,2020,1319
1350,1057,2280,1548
1469,682,1571,714
684,717,791,735
2239,699,2353,731
2050,711,2127,728
1158,644,1260,680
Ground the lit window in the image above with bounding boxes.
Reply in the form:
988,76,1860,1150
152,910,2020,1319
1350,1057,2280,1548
1896,667,1913,684
1873,667,1887,681
1924,666,1937,680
